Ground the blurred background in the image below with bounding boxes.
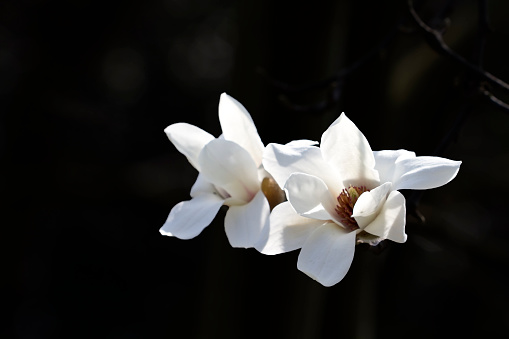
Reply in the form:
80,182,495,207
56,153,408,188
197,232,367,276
3,0,509,338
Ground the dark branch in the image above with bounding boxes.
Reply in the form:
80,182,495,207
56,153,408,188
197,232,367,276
482,90,509,112
408,0,509,93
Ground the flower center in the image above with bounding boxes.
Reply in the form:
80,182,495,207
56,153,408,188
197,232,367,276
261,177,286,211
335,185,369,231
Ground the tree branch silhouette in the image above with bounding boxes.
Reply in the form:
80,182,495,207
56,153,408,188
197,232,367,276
406,0,509,221
262,0,509,115
408,0,509,113
408,0,509,92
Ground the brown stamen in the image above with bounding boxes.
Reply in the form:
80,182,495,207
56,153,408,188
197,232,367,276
335,185,369,231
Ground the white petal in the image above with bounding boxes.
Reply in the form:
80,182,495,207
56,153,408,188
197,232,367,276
262,142,341,197
160,194,224,239
285,173,337,221
320,113,379,188
363,190,407,243
285,139,318,147
164,123,215,171
373,149,416,184
255,202,326,255
352,182,392,228
297,223,357,287
224,190,270,248
198,139,260,204
190,173,216,198
218,93,265,166
391,156,462,191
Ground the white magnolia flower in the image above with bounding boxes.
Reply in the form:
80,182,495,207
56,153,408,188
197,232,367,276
160,93,283,248
259,113,461,286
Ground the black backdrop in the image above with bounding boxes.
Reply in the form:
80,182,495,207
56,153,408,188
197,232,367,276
4,0,509,338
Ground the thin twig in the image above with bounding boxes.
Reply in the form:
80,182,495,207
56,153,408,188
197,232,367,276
408,0,509,93
406,0,498,220
482,90,509,112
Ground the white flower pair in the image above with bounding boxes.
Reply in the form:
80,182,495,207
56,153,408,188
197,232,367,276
160,93,461,286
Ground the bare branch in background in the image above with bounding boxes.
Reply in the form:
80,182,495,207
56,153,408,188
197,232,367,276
482,89,509,112
408,0,509,94
263,0,509,116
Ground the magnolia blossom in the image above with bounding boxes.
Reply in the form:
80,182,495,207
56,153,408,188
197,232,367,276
160,93,283,248
259,113,461,286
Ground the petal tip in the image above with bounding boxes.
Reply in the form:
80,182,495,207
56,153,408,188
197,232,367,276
163,123,177,135
159,227,174,237
219,92,235,106
164,122,191,137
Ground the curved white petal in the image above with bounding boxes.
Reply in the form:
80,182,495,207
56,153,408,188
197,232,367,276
160,194,224,239
164,123,215,171
218,93,265,166
363,190,407,243
285,173,337,221
391,156,462,191
297,223,357,287
224,190,270,248
198,139,260,204
373,149,416,184
320,113,379,188
263,142,341,197
352,182,392,228
256,202,325,255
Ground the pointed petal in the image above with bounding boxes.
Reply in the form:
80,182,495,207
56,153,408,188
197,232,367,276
352,182,392,228
224,190,270,248
285,173,337,221
255,202,325,254
320,113,379,188
219,93,264,166
160,194,224,239
198,139,260,204
373,149,416,184
297,223,357,287
263,142,341,197
363,190,407,243
164,123,215,171
391,156,462,191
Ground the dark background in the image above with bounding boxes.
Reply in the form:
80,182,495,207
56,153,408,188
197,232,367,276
3,0,509,338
